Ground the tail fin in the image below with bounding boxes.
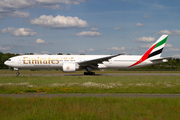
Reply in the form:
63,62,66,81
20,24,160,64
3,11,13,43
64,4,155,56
147,35,168,59
129,35,168,67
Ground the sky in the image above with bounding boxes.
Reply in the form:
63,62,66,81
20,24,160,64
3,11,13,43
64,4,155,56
0,0,180,58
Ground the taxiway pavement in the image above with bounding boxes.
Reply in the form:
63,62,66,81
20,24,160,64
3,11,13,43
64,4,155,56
0,93,180,98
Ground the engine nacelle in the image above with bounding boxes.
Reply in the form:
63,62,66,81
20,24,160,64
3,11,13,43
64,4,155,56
62,63,77,72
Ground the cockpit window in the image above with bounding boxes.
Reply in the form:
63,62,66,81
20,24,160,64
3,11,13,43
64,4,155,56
8,59,11,61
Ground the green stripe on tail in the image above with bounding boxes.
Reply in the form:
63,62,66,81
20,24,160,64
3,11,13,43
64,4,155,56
154,36,168,49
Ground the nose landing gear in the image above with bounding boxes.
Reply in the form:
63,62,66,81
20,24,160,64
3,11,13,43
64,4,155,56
16,71,20,75
14,68,20,75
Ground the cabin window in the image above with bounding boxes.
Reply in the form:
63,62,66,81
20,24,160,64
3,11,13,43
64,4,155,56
8,59,11,61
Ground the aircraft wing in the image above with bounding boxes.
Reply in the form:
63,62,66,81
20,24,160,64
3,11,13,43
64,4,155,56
150,57,172,62
77,54,120,66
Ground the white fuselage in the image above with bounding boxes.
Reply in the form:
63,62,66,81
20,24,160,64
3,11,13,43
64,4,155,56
4,35,170,74
4,55,155,70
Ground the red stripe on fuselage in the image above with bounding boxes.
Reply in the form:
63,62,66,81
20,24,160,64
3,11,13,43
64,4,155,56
129,44,157,67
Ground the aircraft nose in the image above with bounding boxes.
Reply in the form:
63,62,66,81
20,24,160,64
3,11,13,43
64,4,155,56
4,61,8,66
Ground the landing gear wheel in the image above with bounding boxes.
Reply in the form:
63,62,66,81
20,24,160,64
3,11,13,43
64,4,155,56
91,72,95,75
84,72,88,75
16,72,20,75
84,72,95,75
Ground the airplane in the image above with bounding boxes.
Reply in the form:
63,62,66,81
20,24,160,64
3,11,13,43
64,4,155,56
4,35,171,75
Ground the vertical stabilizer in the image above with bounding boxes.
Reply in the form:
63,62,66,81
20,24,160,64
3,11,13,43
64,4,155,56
129,35,168,67
147,35,168,59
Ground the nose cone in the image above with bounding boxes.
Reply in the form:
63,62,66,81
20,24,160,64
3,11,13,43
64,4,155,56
4,60,15,67
4,61,11,66
4,61,8,66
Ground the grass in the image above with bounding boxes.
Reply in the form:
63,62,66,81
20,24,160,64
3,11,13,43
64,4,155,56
1,71,180,119
0,75,180,94
0,97,180,120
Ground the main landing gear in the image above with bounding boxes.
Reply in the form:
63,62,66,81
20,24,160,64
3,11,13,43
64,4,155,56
14,68,20,75
84,72,95,75
84,66,96,75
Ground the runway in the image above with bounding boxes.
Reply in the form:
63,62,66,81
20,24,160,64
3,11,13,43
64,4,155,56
0,93,180,98
1,73,180,76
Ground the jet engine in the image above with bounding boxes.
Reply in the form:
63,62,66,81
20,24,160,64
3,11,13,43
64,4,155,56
62,63,77,72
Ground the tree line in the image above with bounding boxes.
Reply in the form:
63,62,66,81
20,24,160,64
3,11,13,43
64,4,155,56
0,52,180,70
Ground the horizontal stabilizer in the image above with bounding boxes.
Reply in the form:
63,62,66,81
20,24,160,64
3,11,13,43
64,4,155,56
150,57,172,62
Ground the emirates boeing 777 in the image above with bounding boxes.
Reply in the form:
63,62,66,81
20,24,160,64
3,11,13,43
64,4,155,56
4,35,171,75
